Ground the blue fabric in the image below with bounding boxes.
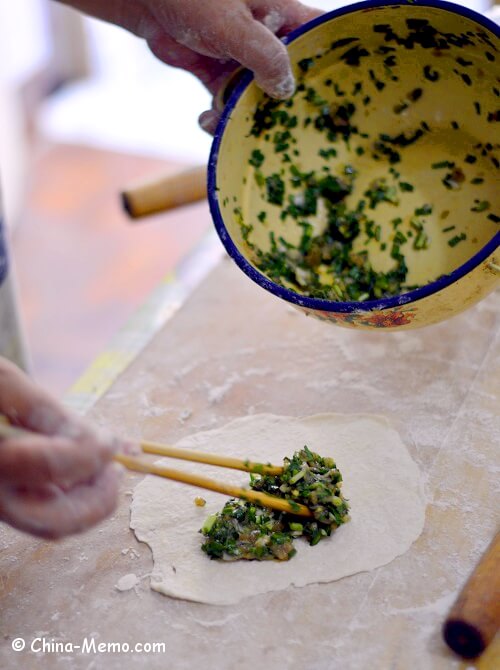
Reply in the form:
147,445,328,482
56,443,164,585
0,218,8,286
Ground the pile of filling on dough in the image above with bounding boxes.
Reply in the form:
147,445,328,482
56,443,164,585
200,446,350,561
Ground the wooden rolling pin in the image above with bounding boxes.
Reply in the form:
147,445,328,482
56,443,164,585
121,68,247,220
121,165,207,219
443,532,500,659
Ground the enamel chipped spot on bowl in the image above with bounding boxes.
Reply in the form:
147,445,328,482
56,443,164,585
208,0,499,330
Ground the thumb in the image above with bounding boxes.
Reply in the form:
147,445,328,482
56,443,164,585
220,17,295,99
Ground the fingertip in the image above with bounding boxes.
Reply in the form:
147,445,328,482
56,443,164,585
245,34,295,100
91,429,125,461
112,462,125,478
257,70,296,99
65,465,122,533
199,109,220,135
120,439,141,456
94,464,122,516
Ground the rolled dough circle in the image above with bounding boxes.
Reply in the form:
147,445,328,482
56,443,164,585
130,414,426,605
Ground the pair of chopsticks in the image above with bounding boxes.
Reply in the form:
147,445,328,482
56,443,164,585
0,419,312,517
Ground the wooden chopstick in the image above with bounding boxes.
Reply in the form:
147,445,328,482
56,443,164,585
0,420,311,517
116,453,311,517
141,439,283,475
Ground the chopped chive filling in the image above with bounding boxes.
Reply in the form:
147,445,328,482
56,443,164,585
247,160,433,301
379,129,425,147
423,64,439,81
373,140,401,164
266,174,285,205
273,130,292,152
253,205,411,302
240,223,254,244
471,200,490,212
298,57,314,73
413,231,429,250
448,233,467,247
432,160,455,169
399,182,414,192
254,169,265,187
249,149,265,168
240,76,477,305
319,147,337,159
364,178,399,208
201,502,297,561
200,447,349,561
415,204,433,216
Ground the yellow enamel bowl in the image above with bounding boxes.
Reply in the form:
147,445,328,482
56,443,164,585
208,0,499,330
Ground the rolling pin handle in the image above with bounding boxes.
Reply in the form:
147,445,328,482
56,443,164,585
442,532,500,660
121,191,134,218
443,619,486,659
121,165,207,220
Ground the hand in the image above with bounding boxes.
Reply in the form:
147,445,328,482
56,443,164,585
57,0,322,132
0,358,127,539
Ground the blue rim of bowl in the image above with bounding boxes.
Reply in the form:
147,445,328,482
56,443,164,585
208,0,500,314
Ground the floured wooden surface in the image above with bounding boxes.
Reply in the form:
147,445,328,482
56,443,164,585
0,258,499,670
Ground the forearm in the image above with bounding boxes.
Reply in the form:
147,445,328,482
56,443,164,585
54,0,150,36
